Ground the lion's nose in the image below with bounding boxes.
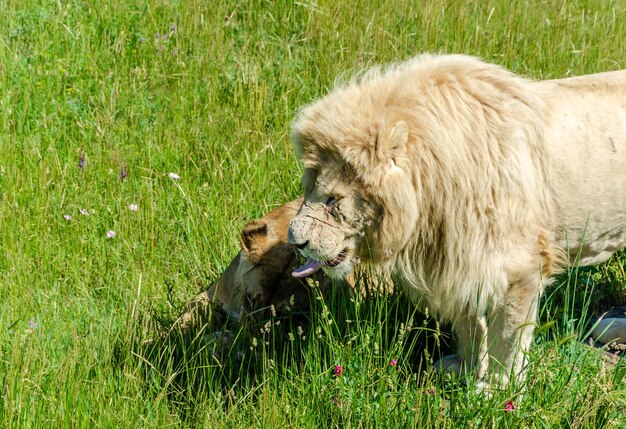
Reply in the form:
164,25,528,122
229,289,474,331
294,240,309,250
288,228,309,250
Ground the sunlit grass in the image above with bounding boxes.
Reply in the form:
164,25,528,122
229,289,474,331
1,0,625,427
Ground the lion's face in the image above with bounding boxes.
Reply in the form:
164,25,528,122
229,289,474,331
288,159,382,280
287,84,419,280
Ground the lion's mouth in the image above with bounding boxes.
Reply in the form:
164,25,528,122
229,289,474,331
292,253,346,278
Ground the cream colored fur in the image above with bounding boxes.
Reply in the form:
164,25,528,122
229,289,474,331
288,54,626,389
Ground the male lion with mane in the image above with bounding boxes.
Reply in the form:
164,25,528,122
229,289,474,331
288,54,626,390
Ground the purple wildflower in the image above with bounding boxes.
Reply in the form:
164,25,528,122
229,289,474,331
29,319,38,330
120,162,127,181
78,152,85,169
106,230,116,238
171,24,176,33
155,32,160,39
334,365,343,377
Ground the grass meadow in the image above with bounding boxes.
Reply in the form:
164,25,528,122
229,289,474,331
1,0,626,427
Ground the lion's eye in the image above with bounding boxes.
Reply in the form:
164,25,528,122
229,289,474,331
325,196,337,206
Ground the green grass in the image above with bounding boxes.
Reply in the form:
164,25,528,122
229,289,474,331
1,0,626,427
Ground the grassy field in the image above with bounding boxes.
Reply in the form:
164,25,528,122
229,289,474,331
1,0,626,427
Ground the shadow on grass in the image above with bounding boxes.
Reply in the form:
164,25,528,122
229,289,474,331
123,279,454,422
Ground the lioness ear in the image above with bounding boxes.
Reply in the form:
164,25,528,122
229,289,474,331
240,220,268,256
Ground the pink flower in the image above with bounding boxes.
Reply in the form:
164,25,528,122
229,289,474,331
390,359,397,367
106,230,116,238
425,388,436,396
333,396,343,408
504,400,515,413
334,365,343,377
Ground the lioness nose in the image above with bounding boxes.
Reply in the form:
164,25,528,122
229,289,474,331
288,228,308,250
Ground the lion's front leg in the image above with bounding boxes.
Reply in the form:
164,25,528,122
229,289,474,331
434,314,489,379
487,279,542,388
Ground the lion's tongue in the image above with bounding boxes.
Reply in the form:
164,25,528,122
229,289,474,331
292,258,322,278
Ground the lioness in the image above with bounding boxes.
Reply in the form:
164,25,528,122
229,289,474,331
287,54,626,389
163,197,336,341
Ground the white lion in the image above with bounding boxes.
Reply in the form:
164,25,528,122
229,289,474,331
287,54,626,389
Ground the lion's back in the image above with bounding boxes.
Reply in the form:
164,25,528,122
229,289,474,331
537,71,626,265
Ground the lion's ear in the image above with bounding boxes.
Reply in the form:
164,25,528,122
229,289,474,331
240,220,269,257
387,121,409,155
378,121,408,172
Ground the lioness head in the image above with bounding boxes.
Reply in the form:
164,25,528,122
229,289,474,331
288,77,421,280
208,197,318,320
151,198,327,346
